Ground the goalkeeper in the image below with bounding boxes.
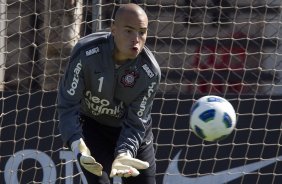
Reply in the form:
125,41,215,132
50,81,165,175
57,3,160,184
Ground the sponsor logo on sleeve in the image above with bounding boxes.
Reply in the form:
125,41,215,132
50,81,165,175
137,82,156,117
67,60,82,96
163,150,282,184
142,64,155,78
85,46,99,56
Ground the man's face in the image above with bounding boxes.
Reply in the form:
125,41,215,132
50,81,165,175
111,12,148,61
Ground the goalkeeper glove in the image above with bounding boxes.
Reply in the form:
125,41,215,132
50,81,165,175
110,151,149,178
71,138,103,176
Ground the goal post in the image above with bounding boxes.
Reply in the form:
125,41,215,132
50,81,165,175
0,1,6,91
1,1,282,184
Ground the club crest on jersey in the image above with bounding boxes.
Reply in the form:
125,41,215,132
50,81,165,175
121,70,139,88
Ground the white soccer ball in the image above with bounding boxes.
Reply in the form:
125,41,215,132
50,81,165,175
190,95,237,142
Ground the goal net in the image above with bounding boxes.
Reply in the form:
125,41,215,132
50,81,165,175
1,0,282,183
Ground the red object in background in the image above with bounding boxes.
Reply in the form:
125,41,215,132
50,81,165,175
193,45,246,93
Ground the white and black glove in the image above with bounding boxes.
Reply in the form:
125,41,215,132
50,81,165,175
110,151,149,178
71,138,103,176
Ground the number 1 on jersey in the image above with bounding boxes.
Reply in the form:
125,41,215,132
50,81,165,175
98,77,104,92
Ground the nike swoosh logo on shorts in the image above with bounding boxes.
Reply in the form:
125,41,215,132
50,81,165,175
145,140,152,145
163,150,282,184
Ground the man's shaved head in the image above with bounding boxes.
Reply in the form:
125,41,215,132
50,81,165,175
114,3,148,23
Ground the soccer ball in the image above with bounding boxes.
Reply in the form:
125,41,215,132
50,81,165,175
189,95,237,142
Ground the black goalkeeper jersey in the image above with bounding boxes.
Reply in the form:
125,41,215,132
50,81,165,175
57,32,161,157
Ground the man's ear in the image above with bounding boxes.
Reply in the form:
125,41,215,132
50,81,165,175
111,21,116,35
